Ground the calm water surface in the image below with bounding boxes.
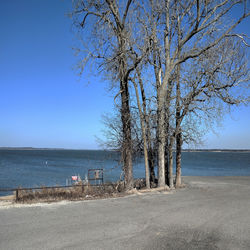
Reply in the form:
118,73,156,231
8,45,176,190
0,150,250,195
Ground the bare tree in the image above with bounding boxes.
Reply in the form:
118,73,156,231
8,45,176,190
130,74,150,188
145,0,250,187
71,0,145,189
173,36,249,187
71,0,249,190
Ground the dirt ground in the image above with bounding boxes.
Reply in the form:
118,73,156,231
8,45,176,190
1,176,250,250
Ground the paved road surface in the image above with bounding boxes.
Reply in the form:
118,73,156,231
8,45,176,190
1,176,250,249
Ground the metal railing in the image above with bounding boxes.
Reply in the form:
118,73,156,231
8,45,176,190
88,168,104,184
0,182,112,202
0,169,107,201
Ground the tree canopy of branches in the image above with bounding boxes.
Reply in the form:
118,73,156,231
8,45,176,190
71,0,249,189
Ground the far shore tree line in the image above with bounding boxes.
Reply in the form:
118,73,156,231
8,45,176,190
71,0,250,190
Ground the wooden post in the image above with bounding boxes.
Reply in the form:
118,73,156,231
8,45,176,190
16,189,19,201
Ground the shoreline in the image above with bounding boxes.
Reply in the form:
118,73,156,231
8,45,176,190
1,176,250,208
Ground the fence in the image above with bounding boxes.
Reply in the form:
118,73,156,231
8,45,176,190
0,169,110,201
88,169,104,184
0,182,114,202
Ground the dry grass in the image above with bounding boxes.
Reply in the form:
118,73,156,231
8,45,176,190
16,183,123,203
15,179,146,203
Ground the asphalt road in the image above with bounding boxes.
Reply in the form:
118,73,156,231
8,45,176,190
1,176,250,250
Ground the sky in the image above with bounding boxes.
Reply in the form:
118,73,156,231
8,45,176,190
0,0,249,150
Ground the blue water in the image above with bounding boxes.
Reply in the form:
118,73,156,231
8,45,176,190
0,150,250,195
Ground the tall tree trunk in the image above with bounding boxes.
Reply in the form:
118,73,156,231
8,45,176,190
119,36,133,190
157,0,171,187
132,79,150,189
150,3,166,187
164,103,170,186
148,149,156,184
120,77,133,190
165,136,169,186
168,136,174,188
175,7,182,188
137,70,155,186
117,18,133,190
176,130,182,187
164,80,173,186
157,92,166,187
175,62,182,188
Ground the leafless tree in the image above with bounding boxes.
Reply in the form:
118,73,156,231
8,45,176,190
71,0,249,189
172,36,249,187
71,0,147,189
143,0,250,187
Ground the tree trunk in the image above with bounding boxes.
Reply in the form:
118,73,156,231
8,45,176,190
164,104,170,186
164,85,172,186
165,138,169,186
168,136,174,189
175,130,182,187
120,77,133,190
148,150,156,184
117,21,133,190
137,70,155,186
175,61,182,188
157,93,166,187
132,79,150,189
175,3,182,189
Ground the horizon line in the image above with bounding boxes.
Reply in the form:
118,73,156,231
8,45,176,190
0,147,250,151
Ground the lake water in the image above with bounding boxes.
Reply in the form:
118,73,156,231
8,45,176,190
0,149,250,195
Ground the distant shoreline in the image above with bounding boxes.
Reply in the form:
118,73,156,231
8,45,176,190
182,149,250,153
0,147,250,152
0,147,100,151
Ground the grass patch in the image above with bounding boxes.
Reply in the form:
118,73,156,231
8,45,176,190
15,179,146,203
16,182,121,203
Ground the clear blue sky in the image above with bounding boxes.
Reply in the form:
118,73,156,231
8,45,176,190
0,0,249,149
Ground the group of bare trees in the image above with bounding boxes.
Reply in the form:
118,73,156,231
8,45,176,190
71,0,249,190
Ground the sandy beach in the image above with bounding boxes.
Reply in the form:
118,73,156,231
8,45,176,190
0,176,250,249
